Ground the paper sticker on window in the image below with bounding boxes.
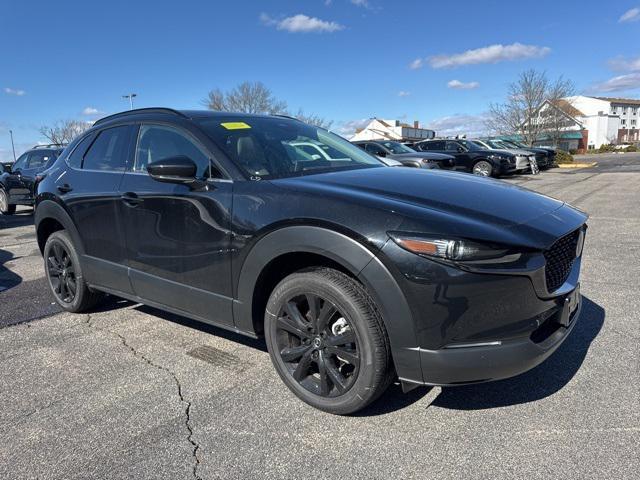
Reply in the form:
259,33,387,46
221,122,251,130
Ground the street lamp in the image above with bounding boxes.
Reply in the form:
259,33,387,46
8,129,16,161
122,93,137,110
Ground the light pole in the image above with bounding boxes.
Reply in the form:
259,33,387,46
122,93,137,110
8,129,16,161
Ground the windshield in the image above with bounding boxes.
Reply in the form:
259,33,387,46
379,141,415,154
471,140,490,149
506,140,526,148
487,140,509,149
198,117,383,179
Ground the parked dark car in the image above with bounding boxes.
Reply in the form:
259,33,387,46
35,108,587,414
0,144,64,215
353,140,456,170
413,139,518,177
499,139,555,168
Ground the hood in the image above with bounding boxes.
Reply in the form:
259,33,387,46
496,148,534,157
275,167,569,230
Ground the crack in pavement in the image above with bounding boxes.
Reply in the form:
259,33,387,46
85,314,203,480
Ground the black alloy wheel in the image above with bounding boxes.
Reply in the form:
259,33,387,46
265,268,393,414
275,293,360,397
47,241,77,304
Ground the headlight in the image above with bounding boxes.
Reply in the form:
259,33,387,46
389,233,511,261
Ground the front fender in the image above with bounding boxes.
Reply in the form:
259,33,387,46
233,226,422,383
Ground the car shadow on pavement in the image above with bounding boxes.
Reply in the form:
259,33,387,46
0,210,35,230
0,248,22,293
431,295,604,410
134,304,268,352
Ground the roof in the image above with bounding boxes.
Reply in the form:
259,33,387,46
549,99,585,118
594,97,640,106
94,108,303,126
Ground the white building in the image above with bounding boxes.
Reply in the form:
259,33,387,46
537,95,640,151
350,118,435,142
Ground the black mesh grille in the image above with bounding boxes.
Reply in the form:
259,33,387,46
544,229,581,292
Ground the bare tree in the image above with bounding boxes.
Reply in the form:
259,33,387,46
294,109,333,130
39,120,92,145
487,70,575,147
203,82,333,128
203,81,288,115
538,76,577,148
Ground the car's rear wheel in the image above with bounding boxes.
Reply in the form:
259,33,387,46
265,268,393,415
472,160,493,177
0,189,16,215
44,230,104,312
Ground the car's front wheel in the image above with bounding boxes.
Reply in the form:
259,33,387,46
44,230,104,312
265,268,393,414
472,160,493,177
0,189,16,215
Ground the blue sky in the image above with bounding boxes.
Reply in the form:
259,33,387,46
1,0,639,161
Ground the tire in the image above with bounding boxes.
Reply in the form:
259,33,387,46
472,160,493,177
0,189,16,215
44,230,104,312
264,267,393,415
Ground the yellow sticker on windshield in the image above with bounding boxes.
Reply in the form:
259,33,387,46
221,122,251,130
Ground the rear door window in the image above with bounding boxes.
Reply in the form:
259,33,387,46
67,134,95,169
82,126,130,171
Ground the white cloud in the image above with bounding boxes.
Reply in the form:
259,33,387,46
619,7,640,23
260,13,344,33
447,79,480,90
81,107,103,116
590,73,640,93
334,118,370,138
608,55,640,72
409,58,424,70
425,114,489,137
351,0,369,7
4,87,26,96
397,90,411,97
427,43,551,69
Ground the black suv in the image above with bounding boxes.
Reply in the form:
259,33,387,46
352,140,456,169
413,139,517,177
35,108,587,414
1,144,64,215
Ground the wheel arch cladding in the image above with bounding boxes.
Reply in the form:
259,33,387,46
35,200,85,255
234,225,423,383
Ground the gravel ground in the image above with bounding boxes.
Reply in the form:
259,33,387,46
0,154,638,479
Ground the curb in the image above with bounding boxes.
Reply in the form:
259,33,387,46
558,162,598,169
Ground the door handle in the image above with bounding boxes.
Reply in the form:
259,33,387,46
57,183,73,194
121,192,143,207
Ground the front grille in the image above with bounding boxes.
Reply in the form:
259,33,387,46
544,229,582,292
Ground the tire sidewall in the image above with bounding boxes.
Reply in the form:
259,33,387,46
0,189,13,215
265,271,381,414
44,230,88,312
473,160,493,177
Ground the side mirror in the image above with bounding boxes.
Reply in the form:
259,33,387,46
457,146,465,153
147,156,199,186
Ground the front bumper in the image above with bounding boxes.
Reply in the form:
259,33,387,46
406,287,581,386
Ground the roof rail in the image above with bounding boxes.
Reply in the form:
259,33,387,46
31,143,66,150
272,114,300,121
93,108,189,126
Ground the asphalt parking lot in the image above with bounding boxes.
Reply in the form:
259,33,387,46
1,154,639,479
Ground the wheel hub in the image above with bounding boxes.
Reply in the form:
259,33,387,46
312,337,322,349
